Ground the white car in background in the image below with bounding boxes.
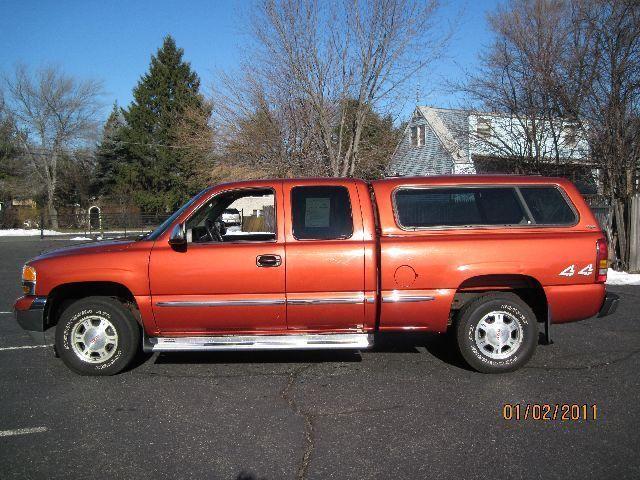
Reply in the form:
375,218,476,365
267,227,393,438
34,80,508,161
222,208,242,232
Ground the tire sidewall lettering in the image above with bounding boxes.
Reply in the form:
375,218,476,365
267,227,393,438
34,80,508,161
61,306,123,371
463,299,531,369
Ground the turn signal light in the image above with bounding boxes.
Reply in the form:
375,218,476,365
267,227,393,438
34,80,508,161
22,265,36,295
595,239,608,283
22,265,37,282
22,265,36,282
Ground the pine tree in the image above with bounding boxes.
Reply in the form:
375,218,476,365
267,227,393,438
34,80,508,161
0,107,22,202
93,102,127,198
120,35,212,213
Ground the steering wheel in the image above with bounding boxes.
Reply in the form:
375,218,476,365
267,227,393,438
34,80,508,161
204,218,224,242
216,218,227,237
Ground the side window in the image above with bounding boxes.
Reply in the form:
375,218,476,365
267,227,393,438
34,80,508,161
476,188,528,225
291,186,353,240
395,189,482,227
519,187,577,225
225,193,276,235
186,188,276,243
394,187,528,228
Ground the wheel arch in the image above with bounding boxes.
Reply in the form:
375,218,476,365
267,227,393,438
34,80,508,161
45,281,141,330
450,274,548,326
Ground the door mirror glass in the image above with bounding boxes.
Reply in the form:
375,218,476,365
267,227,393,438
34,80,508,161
168,223,187,247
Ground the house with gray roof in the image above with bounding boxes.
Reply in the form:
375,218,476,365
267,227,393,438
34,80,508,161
388,106,598,194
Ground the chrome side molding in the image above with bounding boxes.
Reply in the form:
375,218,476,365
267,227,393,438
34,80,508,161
158,294,375,308
156,292,432,308
156,299,285,307
287,295,368,305
144,333,373,352
382,292,435,303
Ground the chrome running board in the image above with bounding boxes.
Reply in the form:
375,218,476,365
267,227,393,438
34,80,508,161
144,333,373,352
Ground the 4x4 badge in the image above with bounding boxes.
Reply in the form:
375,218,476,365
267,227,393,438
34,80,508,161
559,264,594,277
559,265,575,277
578,264,594,276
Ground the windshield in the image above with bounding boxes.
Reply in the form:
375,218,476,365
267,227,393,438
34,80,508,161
145,188,210,241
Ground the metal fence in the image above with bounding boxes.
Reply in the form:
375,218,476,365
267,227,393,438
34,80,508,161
39,212,169,240
584,195,613,232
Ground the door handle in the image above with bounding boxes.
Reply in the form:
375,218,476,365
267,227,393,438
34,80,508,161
256,254,282,267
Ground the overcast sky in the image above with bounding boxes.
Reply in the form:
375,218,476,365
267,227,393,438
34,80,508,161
0,0,501,121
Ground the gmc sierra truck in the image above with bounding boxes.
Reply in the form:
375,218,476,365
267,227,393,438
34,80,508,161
14,176,618,375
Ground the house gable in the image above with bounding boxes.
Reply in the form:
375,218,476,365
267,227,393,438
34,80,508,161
388,106,592,178
388,107,456,176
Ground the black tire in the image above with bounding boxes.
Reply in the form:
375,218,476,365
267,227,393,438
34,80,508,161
455,293,538,373
55,296,140,376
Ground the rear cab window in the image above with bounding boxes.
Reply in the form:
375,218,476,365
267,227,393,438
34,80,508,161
393,185,577,229
291,186,353,240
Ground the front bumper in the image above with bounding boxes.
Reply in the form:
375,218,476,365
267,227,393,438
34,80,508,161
14,296,47,332
598,293,619,318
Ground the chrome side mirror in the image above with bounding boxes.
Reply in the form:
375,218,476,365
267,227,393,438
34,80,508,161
168,223,187,247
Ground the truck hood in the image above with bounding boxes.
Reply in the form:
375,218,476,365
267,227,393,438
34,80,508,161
29,239,139,263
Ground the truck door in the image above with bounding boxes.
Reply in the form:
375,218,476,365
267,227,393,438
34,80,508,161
149,183,287,334
283,182,366,331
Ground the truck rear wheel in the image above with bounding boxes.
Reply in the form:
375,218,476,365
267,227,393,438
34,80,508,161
455,293,538,373
55,297,140,376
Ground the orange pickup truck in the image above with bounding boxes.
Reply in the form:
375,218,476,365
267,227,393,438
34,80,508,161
14,176,618,375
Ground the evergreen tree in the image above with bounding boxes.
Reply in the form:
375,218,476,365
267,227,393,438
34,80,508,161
56,150,97,208
0,105,22,202
0,115,17,182
93,102,127,198
120,35,211,213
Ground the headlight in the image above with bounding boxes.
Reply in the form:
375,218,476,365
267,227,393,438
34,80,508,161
22,265,36,295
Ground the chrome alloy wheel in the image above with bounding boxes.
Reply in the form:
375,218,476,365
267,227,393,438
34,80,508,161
70,316,119,363
474,311,523,360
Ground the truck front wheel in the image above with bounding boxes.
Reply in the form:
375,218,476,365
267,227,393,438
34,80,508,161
55,297,140,376
455,293,538,373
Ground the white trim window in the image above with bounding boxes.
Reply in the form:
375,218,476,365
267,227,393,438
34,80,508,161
411,125,426,147
476,117,492,138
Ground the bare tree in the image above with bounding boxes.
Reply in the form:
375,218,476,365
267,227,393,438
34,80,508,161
456,0,590,175
212,74,324,178
4,65,103,228
576,1,640,267
460,0,640,268
215,0,448,177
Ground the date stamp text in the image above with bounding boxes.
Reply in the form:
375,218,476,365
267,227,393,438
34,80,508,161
502,403,598,421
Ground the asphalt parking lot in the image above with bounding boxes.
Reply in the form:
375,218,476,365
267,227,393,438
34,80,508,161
1,238,639,480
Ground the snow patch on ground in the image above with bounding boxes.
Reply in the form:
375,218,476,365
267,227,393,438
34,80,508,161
0,228,64,236
70,237,93,241
606,269,640,285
